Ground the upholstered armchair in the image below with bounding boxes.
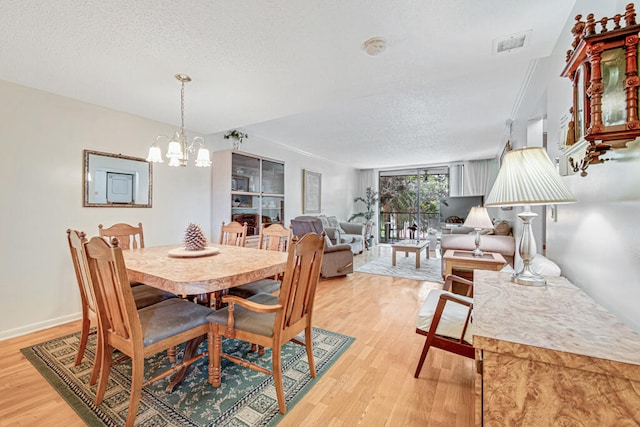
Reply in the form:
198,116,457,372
290,216,354,278
317,215,365,254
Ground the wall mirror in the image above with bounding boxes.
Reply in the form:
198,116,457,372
83,150,152,207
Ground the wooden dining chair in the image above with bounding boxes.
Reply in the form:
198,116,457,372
414,274,475,378
98,222,145,250
219,221,248,247
207,232,325,414
66,229,100,377
98,221,175,301
228,223,291,299
67,229,179,380
84,236,212,427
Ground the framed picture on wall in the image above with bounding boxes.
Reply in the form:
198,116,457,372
302,169,321,214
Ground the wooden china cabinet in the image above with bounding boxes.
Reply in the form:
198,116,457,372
211,151,285,239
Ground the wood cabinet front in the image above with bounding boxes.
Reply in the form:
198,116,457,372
473,270,640,426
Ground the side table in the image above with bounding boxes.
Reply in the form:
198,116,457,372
443,249,505,277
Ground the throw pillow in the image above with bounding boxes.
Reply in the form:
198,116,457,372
493,220,511,236
326,216,346,233
445,216,465,224
318,215,330,228
505,254,562,277
515,254,561,276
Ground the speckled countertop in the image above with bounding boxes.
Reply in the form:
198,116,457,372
473,270,640,381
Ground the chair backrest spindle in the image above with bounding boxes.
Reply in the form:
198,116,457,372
84,236,141,347
276,233,324,331
98,222,145,250
219,221,248,247
67,229,97,314
258,223,291,252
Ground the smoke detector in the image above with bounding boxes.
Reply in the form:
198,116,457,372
493,30,532,55
363,37,387,56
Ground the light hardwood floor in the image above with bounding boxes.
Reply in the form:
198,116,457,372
0,245,474,426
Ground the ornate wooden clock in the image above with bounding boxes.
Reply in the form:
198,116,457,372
561,3,640,174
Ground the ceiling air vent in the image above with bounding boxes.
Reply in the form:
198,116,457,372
493,30,532,55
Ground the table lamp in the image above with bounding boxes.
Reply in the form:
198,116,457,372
463,206,494,257
485,147,575,286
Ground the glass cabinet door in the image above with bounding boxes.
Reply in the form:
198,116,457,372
231,154,260,193
262,196,284,227
230,153,284,236
262,160,284,195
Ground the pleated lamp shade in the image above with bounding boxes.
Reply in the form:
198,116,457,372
485,147,575,207
463,206,494,229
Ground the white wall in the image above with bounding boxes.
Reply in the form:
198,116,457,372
0,80,358,339
0,81,205,339
206,133,358,243
513,0,640,332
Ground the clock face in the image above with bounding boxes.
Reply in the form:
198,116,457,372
601,47,627,127
575,67,584,142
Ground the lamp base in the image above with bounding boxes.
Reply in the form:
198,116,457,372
511,208,546,286
472,229,484,257
511,269,546,286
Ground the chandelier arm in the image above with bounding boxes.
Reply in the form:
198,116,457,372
148,74,210,167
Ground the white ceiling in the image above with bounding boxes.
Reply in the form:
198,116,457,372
0,0,576,169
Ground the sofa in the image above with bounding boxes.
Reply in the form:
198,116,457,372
317,215,365,254
440,233,516,270
290,216,354,278
439,220,516,272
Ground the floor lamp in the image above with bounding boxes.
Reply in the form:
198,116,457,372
485,147,575,286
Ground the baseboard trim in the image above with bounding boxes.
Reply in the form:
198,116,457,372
0,312,81,341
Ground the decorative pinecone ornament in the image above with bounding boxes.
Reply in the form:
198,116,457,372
184,223,208,251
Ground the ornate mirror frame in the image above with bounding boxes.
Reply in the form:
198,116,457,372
83,150,153,208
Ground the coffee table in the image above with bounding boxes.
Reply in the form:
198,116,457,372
391,240,430,268
443,249,506,277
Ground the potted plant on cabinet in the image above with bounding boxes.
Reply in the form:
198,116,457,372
349,187,379,248
224,130,249,150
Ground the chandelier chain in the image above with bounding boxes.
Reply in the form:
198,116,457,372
180,80,185,134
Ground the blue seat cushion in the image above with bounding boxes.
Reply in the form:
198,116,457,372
132,284,176,309
207,292,279,337
227,279,281,299
138,298,211,347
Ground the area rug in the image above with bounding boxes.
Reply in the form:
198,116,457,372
21,327,353,426
356,253,443,283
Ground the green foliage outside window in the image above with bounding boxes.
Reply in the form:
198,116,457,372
378,172,449,239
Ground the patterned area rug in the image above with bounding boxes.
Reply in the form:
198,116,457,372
356,252,443,283
21,327,353,426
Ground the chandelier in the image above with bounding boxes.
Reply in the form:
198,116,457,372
146,74,211,167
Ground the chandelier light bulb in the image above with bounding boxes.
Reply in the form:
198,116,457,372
146,74,211,168
146,146,163,163
195,148,212,167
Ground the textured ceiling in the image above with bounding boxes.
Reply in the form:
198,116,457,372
0,0,576,169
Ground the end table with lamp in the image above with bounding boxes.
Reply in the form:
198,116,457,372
462,206,494,257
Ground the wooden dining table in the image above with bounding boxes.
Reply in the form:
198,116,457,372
122,244,288,296
122,244,289,391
